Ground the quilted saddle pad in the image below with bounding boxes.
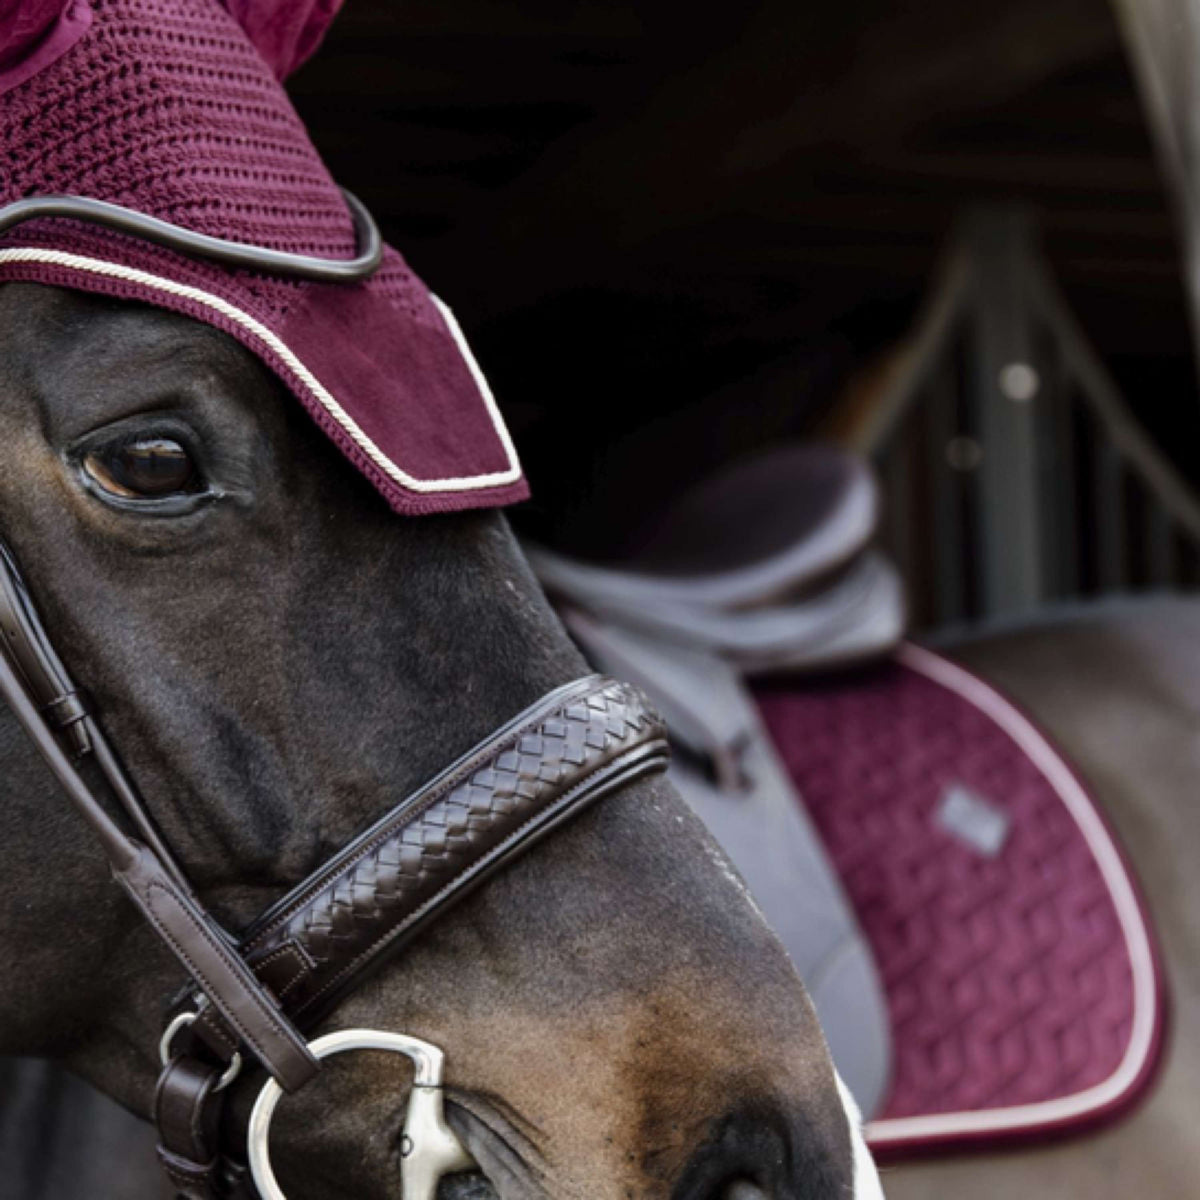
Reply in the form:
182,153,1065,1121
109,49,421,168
756,642,1167,1156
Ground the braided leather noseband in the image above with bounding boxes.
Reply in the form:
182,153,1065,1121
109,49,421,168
0,536,668,1197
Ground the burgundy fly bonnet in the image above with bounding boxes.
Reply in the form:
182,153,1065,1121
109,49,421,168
0,0,527,515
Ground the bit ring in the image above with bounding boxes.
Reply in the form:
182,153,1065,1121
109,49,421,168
246,1029,475,1200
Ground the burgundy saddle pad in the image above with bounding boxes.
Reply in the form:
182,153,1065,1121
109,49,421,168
756,642,1167,1157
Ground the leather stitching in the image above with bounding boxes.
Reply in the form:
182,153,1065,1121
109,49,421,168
143,881,305,1078
194,1009,238,1057
293,743,666,1016
255,942,312,999
242,675,608,949
242,680,666,1017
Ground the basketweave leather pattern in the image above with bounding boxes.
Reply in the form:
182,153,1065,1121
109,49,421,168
243,677,666,1019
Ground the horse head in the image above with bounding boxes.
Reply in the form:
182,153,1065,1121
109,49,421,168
0,282,882,1199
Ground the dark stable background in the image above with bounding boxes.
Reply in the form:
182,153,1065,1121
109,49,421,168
289,0,1200,557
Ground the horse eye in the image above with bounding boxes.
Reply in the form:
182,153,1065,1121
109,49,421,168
83,437,199,499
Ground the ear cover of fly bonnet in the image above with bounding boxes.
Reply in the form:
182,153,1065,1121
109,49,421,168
0,0,528,515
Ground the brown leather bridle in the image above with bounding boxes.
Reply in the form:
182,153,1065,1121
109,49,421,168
0,534,668,1197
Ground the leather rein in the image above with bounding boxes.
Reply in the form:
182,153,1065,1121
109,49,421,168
0,181,669,1200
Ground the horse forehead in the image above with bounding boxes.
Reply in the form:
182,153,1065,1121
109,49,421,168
0,285,272,432
8,284,232,366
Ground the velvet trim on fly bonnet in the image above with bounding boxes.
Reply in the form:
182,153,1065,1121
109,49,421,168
0,0,528,515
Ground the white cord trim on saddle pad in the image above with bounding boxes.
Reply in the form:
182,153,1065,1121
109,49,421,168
865,641,1162,1147
0,249,523,495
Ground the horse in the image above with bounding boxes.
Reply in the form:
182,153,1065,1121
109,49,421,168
7,563,1197,1200
0,280,881,1200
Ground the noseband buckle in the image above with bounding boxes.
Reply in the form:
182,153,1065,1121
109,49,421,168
160,1012,243,1094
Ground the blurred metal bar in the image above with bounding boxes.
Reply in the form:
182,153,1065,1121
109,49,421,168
1094,438,1128,590
1145,502,1177,585
1025,254,1200,544
927,359,968,624
968,210,1045,614
1114,0,1200,368
854,202,1200,629
1042,352,1080,597
846,250,971,457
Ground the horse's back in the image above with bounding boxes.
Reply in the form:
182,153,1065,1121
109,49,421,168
888,596,1200,1199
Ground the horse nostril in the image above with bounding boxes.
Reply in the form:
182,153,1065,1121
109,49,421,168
722,1181,770,1200
674,1111,785,1200
435,1174,497,1200
677,1102,859,1200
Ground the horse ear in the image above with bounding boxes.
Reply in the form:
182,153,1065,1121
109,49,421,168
220,0,345,80
0,0,70,69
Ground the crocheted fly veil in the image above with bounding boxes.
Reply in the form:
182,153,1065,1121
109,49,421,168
0,0,527,515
